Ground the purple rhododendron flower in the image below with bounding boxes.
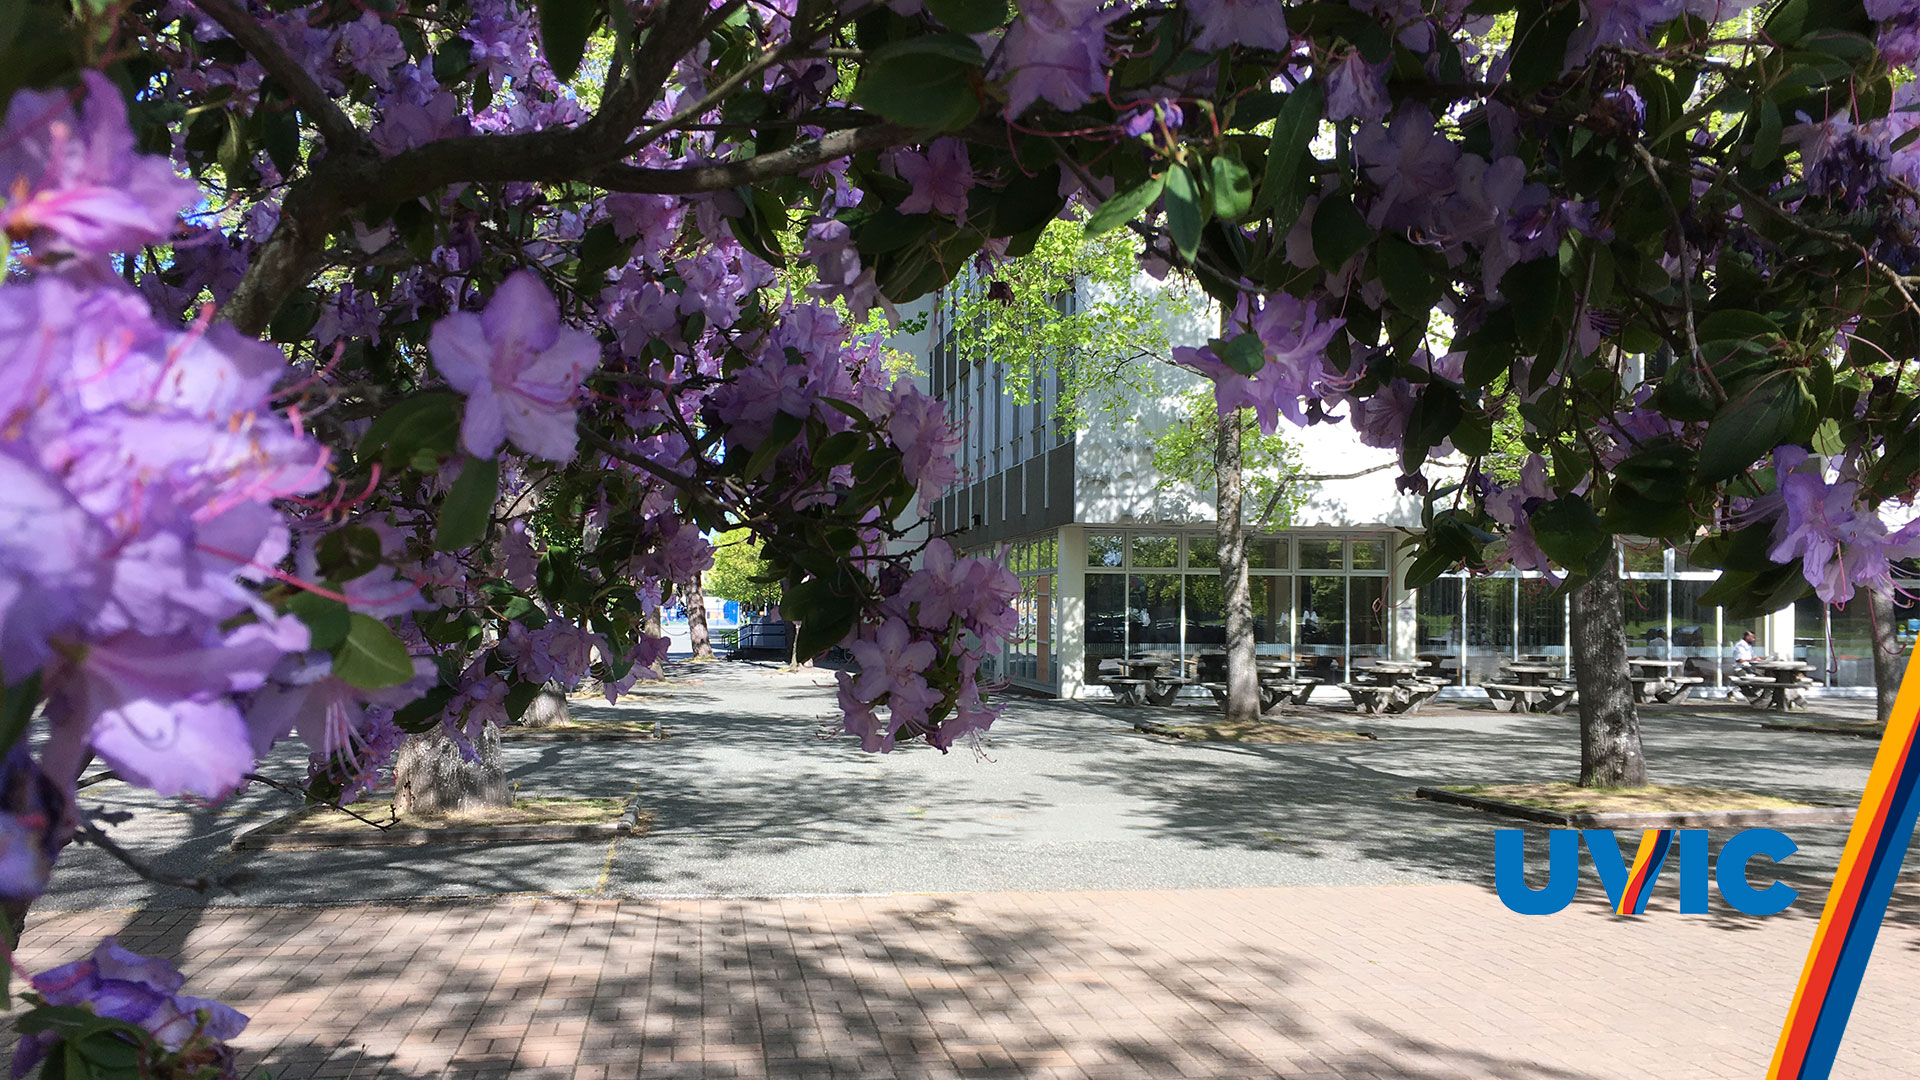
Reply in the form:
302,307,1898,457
1326,51,1389,123
1000,0,1127,117
1118,99,1183,140
0,746,72,901
1486,454,1559,579
0,72,199,259
883,383,964,509
1188,0,1289,53
431,270,602,462
895,140,973,218
1765,447,1920,604
13,938,248,1079
1177,293,1343,435
336,11,407,89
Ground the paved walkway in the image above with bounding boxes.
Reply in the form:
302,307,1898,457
16,883,1920,1079
17,663,1920,1076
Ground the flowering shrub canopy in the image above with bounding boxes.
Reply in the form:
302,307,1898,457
1,0,1919,1067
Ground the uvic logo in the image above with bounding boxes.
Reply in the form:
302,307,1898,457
1495,828,1798,916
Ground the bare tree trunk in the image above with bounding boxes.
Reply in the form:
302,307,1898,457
1871,589,1906,726
686,573,715,660
1571,540,1647,787
394,725,509,816
1215,409,1260,722
523,686,570,728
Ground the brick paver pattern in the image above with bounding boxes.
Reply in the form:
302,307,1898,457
14,883,1920,1079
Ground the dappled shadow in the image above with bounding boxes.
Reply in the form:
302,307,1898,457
6,896,1642,1080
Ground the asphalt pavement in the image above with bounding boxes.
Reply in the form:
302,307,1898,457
36,661,1902,914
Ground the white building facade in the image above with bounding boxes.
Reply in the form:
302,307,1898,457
920,286,1908,699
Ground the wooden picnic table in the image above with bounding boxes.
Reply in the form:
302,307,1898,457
1097,657,1180,706
1734,660,1814,712
1340,658,1445,715
1626,658,1703,704
1480,663,1577,714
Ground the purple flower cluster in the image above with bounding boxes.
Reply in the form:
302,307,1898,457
1175,293,1344,435
13,938,248,1079
1765,447,1920,605
837,540,1019,752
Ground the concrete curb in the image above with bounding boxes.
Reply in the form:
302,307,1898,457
1131,720,1379,742
231,796,642,850
1757,721,1885,739
500,726,665,743
1413,786,1854,828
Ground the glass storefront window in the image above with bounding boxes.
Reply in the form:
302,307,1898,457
1253,576,1292,652
1299,539,1343,569
1085,572,1126,681
1088,534,1124,567
1828,601,1875,688
1516,578,1567,671
1132,535,1178,568
1130,574,1181,654
1620,579,1669,658
1350,577,1387,663
1185,574,1224,646
1188,536,1219,567
1794,593,1828,685
1622,542,1666,574
1466,578,1515,686
1248,539,1288,569
1417,579,1464,685
1299,575,1347,681
1351,540,1387,571
1670,579,1720,684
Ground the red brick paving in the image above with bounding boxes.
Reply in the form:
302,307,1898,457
13,883,1920,1079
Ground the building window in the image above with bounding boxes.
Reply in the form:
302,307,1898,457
992,534,1057,689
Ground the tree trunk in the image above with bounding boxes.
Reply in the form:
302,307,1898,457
686,574,715,661
1870,588,1907,726
522,686,570,728
1570,540,1647,788
1215,409,1261,722
394,725,509,816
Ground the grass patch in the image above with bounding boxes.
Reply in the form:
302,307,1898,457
1145,719,1373,743
512,718,660,735
1440,782,1811,814
281,796,637,836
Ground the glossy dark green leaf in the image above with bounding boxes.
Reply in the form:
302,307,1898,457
436,456,499,552
1209,156,1253,221
360,391,462,470
1213,333,1265,376
925,0,1010,33
1529,497,1607,568
535,0,598,83
1257,81,1323,218
1164,164,1203,263
1697,376,1817,482
1310,194,1370,271
286,591,351,652
316,524,384,581
1374,234,1440,312
333,614,416,690
852,54,978,130
0,672,43,762
1083,173,1165,237
504,680,541,721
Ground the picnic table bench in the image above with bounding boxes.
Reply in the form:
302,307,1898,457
1481,681,1578,714
1730,667,1815,711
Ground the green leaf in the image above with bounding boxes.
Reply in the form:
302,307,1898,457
504,681,542,721
1748,98,1782,169
1499,258,1560,353
1212,333,1265,376
1164,163,1204,263
1310,194,1370,271
1506,0,1581,97
1812,417,1846,456
1697,376,1817,482
1257,80,1324,217
925,0,1010,33
852,53,979,130
1083,173,1166,237
743,411,806,476
332,614,416,690
1209,156,1253,221
285,591,351,652
536,0,598,83
392,685,456,734
436,456,499,552
359,391,461,471
1374,234,1439,312
868,32,985,64
1529,496,1607,568
316,524,384,581
0,672,43,763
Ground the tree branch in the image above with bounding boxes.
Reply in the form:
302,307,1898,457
589,122,909,193
188,0,366,155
